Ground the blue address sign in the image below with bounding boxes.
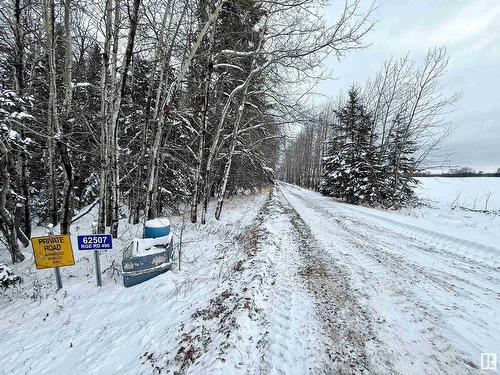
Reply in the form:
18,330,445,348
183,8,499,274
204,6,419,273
77,234,113,251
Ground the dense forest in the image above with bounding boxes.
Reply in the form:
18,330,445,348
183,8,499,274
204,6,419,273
0,0,374,262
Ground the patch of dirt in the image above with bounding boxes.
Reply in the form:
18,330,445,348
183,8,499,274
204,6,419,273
149,288,259,374
280,199,387,374
141,352,165,374
234,192,272,258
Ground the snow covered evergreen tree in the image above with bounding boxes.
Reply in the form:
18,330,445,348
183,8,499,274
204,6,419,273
383,115,419,208
321,88,381,205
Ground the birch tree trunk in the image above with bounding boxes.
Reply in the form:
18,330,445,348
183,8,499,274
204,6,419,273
189,16,216,224
144,0,225,221
199,81,246,224
214,88,249,220
43,0,74,235
212,34,267,218
130,4,172,224
12,0,31,239
63,0,73,114
108,0,142,237
97,0,113,234
201,53,268,223
189,68,212,223
59,0,74,235
43,0,59,227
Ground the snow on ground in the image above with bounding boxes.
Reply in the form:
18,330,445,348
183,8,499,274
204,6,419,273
1,179,499,374
0,193,274,374
0,188,338,375
416,177,500,211
412,177,500,256
280,182,500,374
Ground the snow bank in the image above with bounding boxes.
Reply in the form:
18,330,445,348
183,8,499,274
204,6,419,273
410,177,500,253
338,201,500,268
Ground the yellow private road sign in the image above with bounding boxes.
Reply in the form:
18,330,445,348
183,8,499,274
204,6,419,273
31,235,75,269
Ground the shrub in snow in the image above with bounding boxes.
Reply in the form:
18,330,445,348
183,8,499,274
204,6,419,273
0,263,21,288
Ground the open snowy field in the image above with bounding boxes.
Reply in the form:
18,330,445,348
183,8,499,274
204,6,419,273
416,177,500,211
1,179,499,374
411,177,500,253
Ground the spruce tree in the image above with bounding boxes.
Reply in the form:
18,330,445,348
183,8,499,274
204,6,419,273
319,118,344,197
321,88,381,205
384,115,418,207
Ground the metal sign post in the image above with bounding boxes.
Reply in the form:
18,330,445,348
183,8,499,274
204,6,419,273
92,224,102,287
93,249,102,287
48,224,63,291
54,266,63,290
47,225,62,289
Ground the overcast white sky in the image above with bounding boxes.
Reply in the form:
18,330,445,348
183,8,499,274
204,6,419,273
318,0,500,172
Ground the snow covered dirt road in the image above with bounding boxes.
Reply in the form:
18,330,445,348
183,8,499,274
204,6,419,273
1,184,498,374
164,183,499,374
278,182,500,374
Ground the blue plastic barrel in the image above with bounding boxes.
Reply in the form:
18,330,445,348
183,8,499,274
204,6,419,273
144,218,171,238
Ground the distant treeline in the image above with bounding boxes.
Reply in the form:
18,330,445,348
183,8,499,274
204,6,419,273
415,167,500,177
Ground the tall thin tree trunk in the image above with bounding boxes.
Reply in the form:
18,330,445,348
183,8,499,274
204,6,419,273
129,6,170,224
43,0,59,227
59,0,74,235
214,85,250,220
201,40,266,223
108,0,142,237
190,61,213,223
97,0,114,234
12,0,31,238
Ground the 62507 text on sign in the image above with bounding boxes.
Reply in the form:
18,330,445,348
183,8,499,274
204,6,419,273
77,234,113,251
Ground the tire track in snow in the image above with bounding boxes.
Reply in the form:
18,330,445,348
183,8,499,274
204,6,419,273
317,188,499,270
286,185,498,308
328,220,479,374
149,189,328,374
254,194,324,374
283,183,499,298
280,183,491,374
274,186,396,374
